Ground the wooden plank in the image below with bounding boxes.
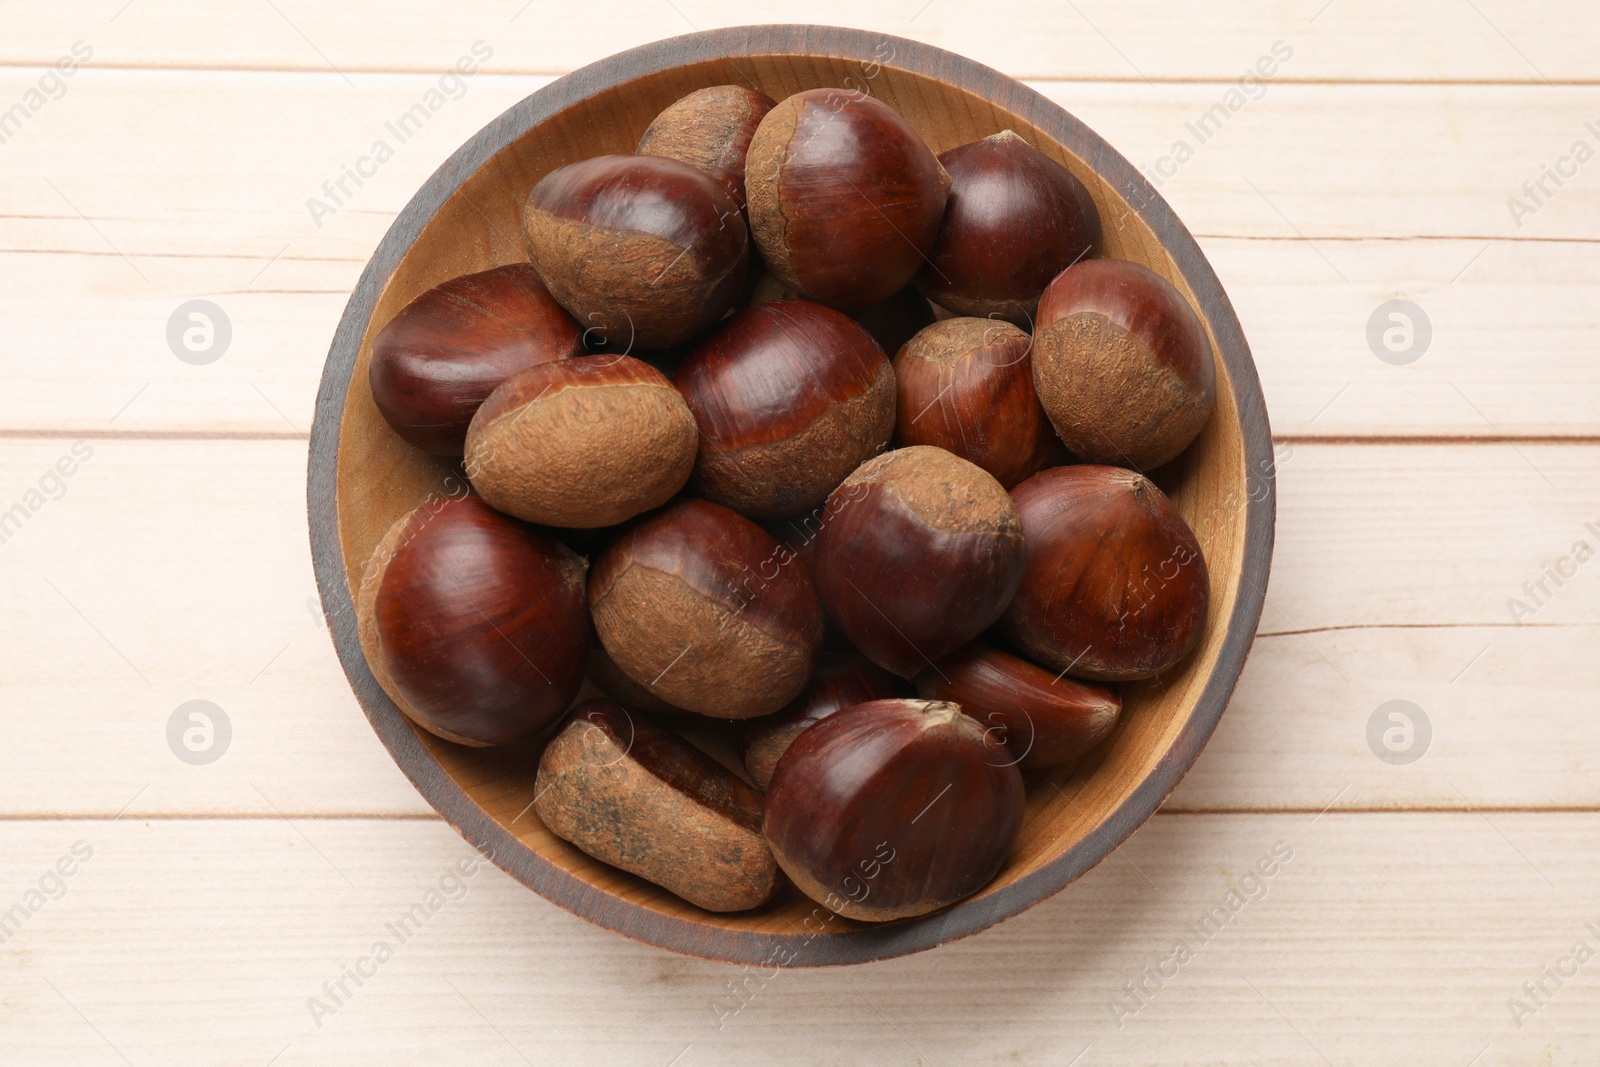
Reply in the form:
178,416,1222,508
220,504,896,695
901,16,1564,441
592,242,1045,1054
1,813,1596,1063
1,438,1595,818
2,71,1598,437
3,0,1593,83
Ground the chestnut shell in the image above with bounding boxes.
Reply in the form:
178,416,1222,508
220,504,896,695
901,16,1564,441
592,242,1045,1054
588,498,826,718
763,698,1024,921
368,263,583,456
919,641,1121,769
674,300,895,520
813,446,1026,677
522,154,748,349
464,354,698,528
915,130,1101,325
892,317,1063,489
637,85,777,212
535,699,778,912
746,90,950,309
1002,464,1209,680
355,495,589,746
1033,258,1215,469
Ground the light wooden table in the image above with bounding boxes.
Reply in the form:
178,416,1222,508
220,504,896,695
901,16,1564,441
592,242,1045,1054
2,3,1596,1063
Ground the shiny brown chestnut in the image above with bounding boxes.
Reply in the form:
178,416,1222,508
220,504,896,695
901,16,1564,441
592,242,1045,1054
522,154,748,349
893,317,1063,489
916,130,1101,325
637,85,777,212
763,698,1024,921
355,495,588,746
917,642,1121,769
588,498,825,718
813,446,1026,677
746,90,950,308
464,354,697,528
673,300,895,520
740,652,911,790
368,263,583,456
1002,464,1209,680
1034,258,1215,469
535,700,779,912
751,274,936,358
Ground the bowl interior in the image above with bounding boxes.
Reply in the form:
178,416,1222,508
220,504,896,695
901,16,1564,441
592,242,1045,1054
325,34,1258,960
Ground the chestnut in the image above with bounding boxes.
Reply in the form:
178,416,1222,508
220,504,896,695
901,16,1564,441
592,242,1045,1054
586,644,687,717
637,85,777,213
813,446,1026,677
1002,464,1208,680
916,130,1101,325
751,274,936,357
1033,258,1214,469
588,498,825,718
368,263,583,456
522,154,748,349
740,652,911,790
355,495,588,746
893,317,1063,489
464,354,697,528
917,642,1120,769
673,300,895,520
745,90,950,308
535,699,779,912
763,698,1024,921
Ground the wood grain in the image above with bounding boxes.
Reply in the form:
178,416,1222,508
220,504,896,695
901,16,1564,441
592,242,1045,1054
1,72,1596,437
1,3,1595,1054
3,1,1592,82
3,439,1592,818
1,814,1596,1064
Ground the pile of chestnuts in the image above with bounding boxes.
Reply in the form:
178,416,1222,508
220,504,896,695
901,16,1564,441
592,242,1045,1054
358,83,1214,922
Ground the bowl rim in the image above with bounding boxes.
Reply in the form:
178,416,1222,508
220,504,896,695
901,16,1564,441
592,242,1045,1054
308,23,1276,967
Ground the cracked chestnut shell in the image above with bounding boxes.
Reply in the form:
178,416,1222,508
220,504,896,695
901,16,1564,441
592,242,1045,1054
813,446,1026,677
1002,464,1209,680
893,317,1063,489
535,699,779,912
740,652,911,790
588,498,825,718
673,300,895,520
355,495,588,746
637,85,777,212
746,90,950,309
464,354,697,528
763,698,1024,921
915,130,1101,325
522,154,748,349
918,641,1121,769
368,263,583,456
1033,258,1214,469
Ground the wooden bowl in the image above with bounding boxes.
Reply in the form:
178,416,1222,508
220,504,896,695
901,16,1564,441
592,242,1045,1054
308,25,1275,965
